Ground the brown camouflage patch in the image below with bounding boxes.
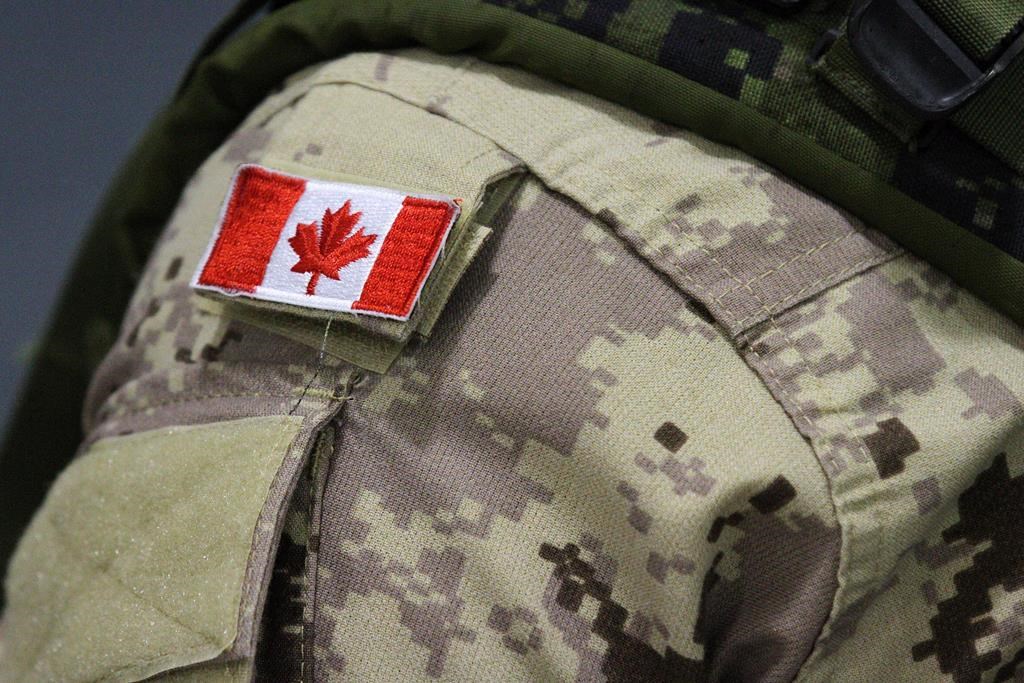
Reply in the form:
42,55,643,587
539,540,704,682
912,454,1024,682
654,421,688,453
864,417,921,479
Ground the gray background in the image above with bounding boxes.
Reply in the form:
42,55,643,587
0,2,237,434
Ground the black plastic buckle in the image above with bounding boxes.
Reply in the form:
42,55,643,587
848,0,1024,119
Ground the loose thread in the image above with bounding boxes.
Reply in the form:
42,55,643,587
290,316,334,415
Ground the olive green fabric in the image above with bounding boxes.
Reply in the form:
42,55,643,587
4,0,1024,606
0,416,302,682
942,0,1024,181
918,0,1023,61
955,54,1024,176
840,0,1024,177
814,36,921,142
817,0,1024,173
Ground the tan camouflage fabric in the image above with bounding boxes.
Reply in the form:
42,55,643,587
2,49,1023,683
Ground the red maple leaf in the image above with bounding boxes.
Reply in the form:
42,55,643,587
288,200,377,295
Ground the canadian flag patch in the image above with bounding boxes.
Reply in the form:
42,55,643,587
192,164,461,321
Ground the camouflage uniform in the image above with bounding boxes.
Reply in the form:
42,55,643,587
2,15,1023,683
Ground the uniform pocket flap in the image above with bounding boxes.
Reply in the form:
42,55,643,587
1,415,304,683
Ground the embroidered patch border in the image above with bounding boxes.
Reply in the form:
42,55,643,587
192,164,461,321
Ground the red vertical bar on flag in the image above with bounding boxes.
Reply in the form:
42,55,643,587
197,166,305,292
353,197,457,318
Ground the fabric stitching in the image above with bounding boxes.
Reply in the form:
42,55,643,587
295,354,358,683
657,218,827,449
774,327,875,678
197,166,306,293
326,57,889,328
196,168,459,320
663,218,750,328
350,197,460,317
729,252,898,329
101,389,336,420
647,204,856,680
305,450,325,683
709,230,858,304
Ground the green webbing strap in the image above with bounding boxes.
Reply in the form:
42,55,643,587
919,0,1024,174
826,0,1024,173
950,0,1024,175
918,0,1024,62
814,36,923,143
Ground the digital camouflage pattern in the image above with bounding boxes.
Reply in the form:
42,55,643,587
293,172,844,682
744,255,1024,682
298,49,899,338
6,1,1024,587
2,44,1024,683
484,0,1024,262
